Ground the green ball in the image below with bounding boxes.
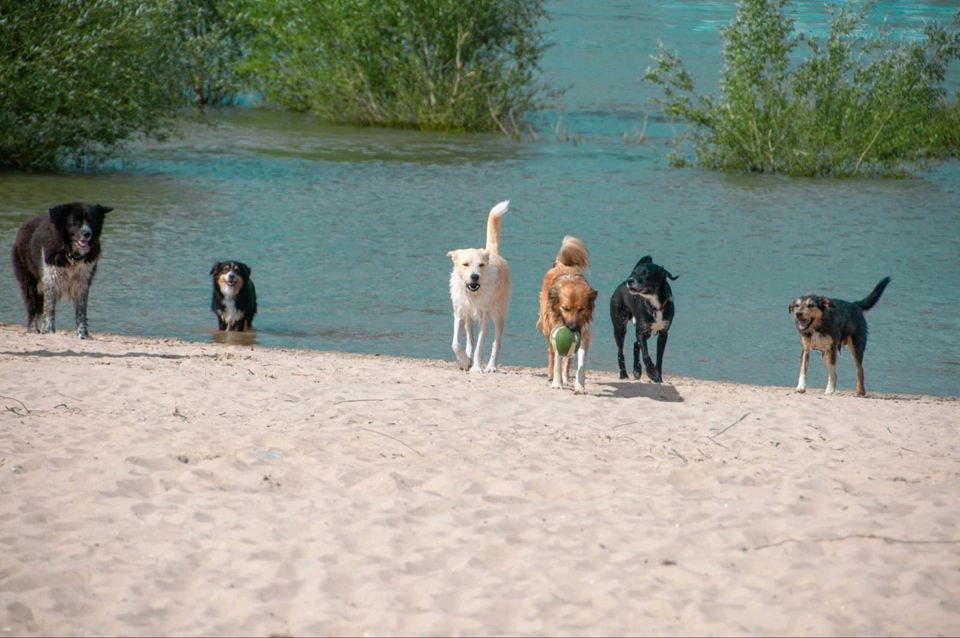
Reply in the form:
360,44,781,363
550,326,581,356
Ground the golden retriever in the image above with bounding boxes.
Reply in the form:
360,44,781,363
447,200,511,373
537,236,597,394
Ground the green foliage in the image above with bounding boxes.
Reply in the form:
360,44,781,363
171,0,249,109
645,0,960,176
235,0,554,136
0,0,188,170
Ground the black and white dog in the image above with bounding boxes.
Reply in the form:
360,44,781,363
11,202,113,339
210,260,257,331
610,256,678,382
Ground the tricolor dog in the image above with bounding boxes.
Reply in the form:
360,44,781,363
211,260,257,331
789,277,891,396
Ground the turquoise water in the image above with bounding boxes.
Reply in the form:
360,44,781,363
2,1,959,396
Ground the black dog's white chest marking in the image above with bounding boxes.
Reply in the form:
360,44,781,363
636,292,670,334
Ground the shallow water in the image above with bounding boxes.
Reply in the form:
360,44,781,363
1,0,959,396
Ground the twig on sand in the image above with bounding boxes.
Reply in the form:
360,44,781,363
754,533,960,551
710,412,750,441
669,447,688,464
358,427,424,457
1,395,29,416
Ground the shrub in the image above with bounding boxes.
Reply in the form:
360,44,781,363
644,0,960,176
235,0,555,136
0,0,188,170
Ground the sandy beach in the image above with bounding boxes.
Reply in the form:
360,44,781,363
0,323,958,636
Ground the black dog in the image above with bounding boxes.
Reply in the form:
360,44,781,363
11,202,112,339
789,277,890,397
610,256,678,382
211,261,257,331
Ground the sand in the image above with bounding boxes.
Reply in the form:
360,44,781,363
0,323,958,636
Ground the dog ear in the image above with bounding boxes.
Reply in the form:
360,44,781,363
663,268,678,281
95,205,113,215
640,256,652,264
589,288,599,304
788,301,796,313
820,297,833,310
241,263,252,278
210,262,222,276
447,250,459,262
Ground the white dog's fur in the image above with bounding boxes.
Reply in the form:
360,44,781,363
447,200,511,373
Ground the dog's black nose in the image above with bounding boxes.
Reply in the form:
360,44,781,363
470,273,480,281
81,228,92,239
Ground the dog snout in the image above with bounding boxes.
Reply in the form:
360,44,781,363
564,321,580,332
469,272,480,282
80,227,92,240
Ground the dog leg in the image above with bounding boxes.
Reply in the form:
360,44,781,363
74,287,90,339
40,279,59,334
485,314,505,373
633,320,644,379
639,334,656,382
548,347,562,389
847,336,866,397
470,315,487,373
451,315,471,370
796,348,810,393
824,347,838,394
613,320,628,379
573,345,587,395
653,331,668,383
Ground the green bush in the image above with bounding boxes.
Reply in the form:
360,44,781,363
0,0,188,170
645,0,960,176
235,0,554,136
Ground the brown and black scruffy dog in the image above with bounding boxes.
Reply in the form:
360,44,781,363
609,255,678,383
211,260,257,331
536,236,598,394
789,276,891,397
11,202,113,339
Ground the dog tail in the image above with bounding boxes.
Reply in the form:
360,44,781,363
856,276,891,312
555,235,589,270
485,200,510,256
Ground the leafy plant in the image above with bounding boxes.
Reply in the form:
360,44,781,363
645,0,960,176
235,0,556,137
0,0,188,170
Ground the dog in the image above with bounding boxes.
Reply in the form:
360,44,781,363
11,202,112,338
610,256,678,382
446,200,511,373
789,276,891,397
537,236,597,394
211,260,257,331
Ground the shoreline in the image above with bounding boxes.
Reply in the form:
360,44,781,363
1,324,958,636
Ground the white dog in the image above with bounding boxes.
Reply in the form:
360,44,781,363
447,200,511,373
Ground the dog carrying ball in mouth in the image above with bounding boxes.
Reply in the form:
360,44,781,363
788,276,890,397
11,202,113,339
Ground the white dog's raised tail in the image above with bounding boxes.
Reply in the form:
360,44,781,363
485,200,509,256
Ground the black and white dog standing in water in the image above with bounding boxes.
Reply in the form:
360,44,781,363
210,260,258,331
11,202,113,338
610,256,678,382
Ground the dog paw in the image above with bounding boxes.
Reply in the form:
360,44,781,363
795,387,806,394
550,382,563,390
574,385,587,395
469,366,484,374
484,365,498,373
619,370,628,380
